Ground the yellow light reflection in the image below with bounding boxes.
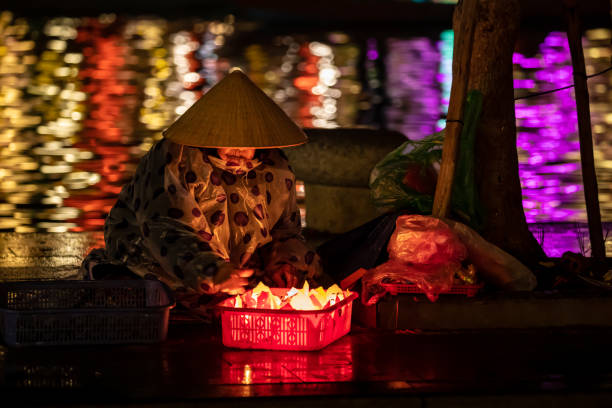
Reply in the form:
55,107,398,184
242,365,252,384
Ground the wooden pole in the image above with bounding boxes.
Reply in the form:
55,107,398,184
564,0,607,274
432,0,479,217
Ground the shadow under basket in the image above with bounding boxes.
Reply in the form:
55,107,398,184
216,289,358,351
0,280,175,347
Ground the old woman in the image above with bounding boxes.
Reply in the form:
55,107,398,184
82,70,325,301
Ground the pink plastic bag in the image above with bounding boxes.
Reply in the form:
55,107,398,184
363,215,467,303
388,215,467,264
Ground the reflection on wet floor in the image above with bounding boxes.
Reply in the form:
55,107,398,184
0,11,612,256
3,325,612,402
218,339,353,384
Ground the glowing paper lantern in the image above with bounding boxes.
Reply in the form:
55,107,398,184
216,282,357,350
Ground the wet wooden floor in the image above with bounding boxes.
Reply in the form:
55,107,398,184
2,233,612,406
0,232,101,281
2,323,612,406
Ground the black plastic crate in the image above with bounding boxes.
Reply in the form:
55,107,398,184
0,280,175,346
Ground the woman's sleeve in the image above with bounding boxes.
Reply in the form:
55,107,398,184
136,141,225,292
143,217,224,292
263,172,324,284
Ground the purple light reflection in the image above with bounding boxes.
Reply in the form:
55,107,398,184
385,37,440,140
514,32,583,223
513,79,535,88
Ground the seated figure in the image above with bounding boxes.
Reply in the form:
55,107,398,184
82,70,326,303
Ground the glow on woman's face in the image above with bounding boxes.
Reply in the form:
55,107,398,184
217,148,256,161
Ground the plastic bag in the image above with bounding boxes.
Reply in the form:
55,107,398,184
451,91,484,230
442,218,536,291
369,133,442,214
369,91,484,230
388,215,467,264
317,212,401,283
362,215,467,303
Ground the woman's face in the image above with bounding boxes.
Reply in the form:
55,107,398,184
217,148,256,161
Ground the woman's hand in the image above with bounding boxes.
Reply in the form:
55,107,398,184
268,263,300,288
212,263,254,295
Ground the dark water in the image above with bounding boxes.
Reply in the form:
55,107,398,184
0,11,610,256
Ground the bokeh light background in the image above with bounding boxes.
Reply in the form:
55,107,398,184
0,10,611,256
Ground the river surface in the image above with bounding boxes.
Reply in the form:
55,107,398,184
0,11,611,256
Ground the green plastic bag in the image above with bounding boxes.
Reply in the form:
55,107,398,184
451,91,484,230
369,90,484,230
369,132,443,214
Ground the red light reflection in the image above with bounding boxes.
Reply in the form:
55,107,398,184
218,337,353,384
292,43,322,128
66,18,139,232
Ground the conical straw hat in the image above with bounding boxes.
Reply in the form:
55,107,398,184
163,70,308,148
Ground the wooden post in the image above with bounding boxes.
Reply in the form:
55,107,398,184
432,0,479,217
564,0,606,274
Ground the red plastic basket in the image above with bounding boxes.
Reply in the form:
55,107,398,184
216,289,358,351
381,282,483,297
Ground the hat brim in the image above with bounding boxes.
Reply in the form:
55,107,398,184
163,70,309,149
